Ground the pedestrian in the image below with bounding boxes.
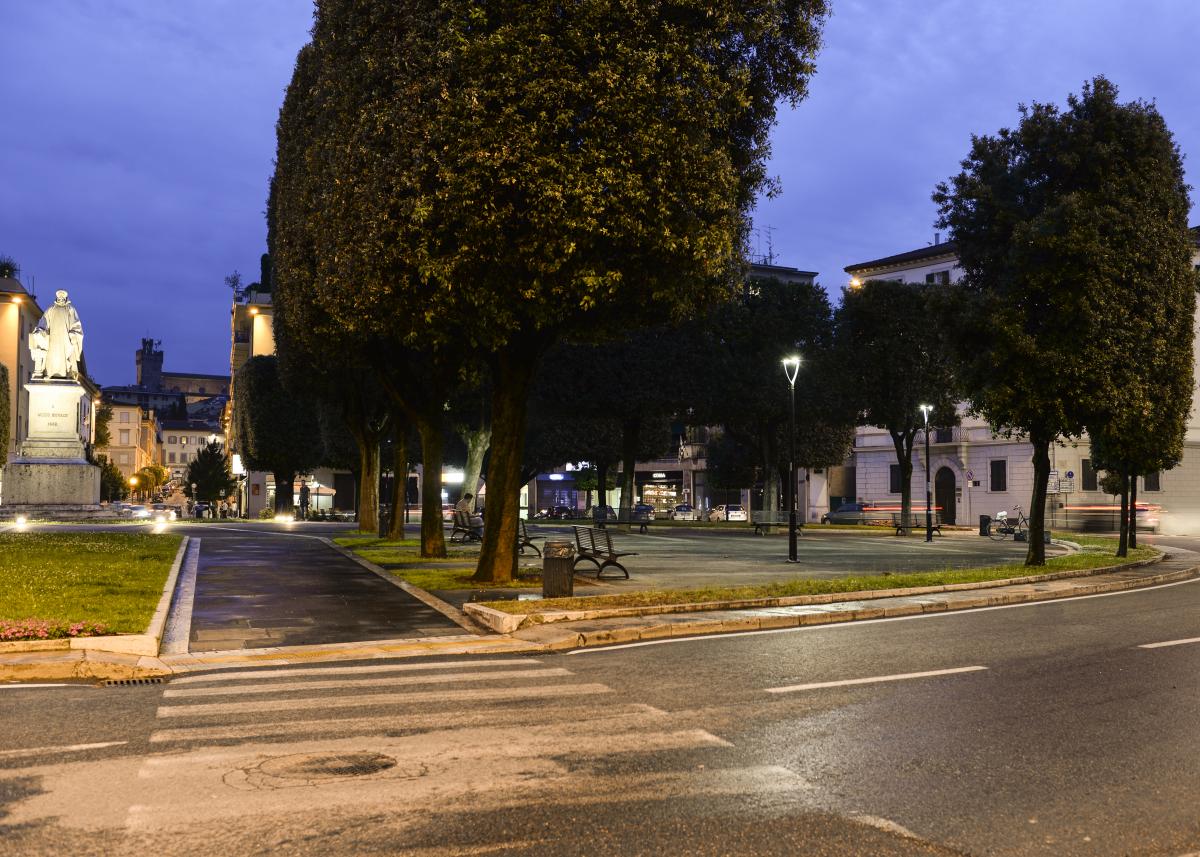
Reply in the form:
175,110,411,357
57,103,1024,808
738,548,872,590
456,492,483,529
299,480,311,521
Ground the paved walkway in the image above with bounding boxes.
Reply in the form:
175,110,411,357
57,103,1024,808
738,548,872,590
183,527,464,651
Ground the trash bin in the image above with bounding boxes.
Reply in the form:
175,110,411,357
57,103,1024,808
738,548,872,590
979,515,991,537
543,540,575,598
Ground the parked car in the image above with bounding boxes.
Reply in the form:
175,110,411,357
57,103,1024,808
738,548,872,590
632,503,656,521
820,503,896,525
586,504,617,521
126,505,152,520
535,506,577,520
708,504,747,522
669,504,696,521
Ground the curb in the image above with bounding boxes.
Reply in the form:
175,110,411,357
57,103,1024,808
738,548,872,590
515,563,1200,652
1,535,190,659
464,552,1164,634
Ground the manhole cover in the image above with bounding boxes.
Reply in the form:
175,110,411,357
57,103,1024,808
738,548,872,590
225,751,426,791
262,752,396,780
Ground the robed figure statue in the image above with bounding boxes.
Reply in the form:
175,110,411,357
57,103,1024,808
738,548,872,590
30,290,84,380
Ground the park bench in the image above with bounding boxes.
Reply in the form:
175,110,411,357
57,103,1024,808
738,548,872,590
595,508,654,534
572,525,636,579
517,519,541,556
750,511,805,536
892,510,942,536
449,509,483,543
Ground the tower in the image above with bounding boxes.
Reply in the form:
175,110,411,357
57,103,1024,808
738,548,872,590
136,337,163,390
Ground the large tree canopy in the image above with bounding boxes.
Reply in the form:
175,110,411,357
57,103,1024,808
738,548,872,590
934,76,1194,564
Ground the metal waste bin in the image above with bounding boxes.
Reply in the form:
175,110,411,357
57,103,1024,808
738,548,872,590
543,540,575,598
979,515,991,537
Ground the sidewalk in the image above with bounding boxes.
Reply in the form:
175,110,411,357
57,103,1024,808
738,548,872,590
2,547,1195,682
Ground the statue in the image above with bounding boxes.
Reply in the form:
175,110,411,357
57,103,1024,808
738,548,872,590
29,290,84,380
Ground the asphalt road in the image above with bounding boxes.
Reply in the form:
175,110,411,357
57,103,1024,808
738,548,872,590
3,556,1200,856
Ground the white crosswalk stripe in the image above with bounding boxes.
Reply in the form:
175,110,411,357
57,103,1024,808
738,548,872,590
162,667,573,698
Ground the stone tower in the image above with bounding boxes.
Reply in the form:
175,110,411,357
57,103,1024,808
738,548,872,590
136,337,163,390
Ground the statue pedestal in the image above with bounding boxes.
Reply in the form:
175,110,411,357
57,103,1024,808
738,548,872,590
3,381,100,507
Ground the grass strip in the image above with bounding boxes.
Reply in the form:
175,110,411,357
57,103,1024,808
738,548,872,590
483,538,1158,615
336,535,541,590
0,532,183,634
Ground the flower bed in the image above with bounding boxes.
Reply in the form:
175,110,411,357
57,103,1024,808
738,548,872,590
0,618,110,641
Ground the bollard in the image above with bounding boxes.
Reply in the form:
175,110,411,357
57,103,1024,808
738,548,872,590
978,514,991,537
542,540,575,598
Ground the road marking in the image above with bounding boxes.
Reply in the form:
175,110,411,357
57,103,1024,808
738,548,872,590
157,682,613,718
1138,636,1200,649
570,575,1200,653
163,667,572,698
0,683,75,690
0,741,127,759
170,658,540,685
150,703,668,744
765,665,987,694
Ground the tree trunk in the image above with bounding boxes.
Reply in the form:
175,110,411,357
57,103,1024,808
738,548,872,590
1128,473,1138,550
618,417,640,525
761,422,780,533
890,430,914,535
416,419,446,558
474,349,539,583
460,425,491,513
597,460,609,509
273,471,294,516
1025,435,1051,566
386,425,407,541
1117,470,1130,558
356,434,380,535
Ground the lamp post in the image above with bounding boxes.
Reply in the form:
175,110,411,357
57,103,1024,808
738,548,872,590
782,356,802,562
919,404,933,542
129,476,138,502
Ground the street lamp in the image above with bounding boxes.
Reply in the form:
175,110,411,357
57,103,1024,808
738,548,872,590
782,355,802,562
919,404,933,542
129,475,138,500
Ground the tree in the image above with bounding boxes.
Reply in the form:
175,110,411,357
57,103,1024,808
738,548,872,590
834,280,959,533
93,401,112,449
233,356,323,514
134,464,169,498
293,0,829,582
934,77,1194,564
184,441,238,503
96,454,128,502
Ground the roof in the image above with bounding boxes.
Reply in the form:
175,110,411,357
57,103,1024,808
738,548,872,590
0,276,28,295
161,371,231,382
160,419,223,432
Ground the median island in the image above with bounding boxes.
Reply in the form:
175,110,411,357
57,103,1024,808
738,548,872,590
0,531,183,641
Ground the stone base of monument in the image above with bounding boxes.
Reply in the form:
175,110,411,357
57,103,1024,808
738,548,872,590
2,462,102,506
1,379,102,510
0,502,116,521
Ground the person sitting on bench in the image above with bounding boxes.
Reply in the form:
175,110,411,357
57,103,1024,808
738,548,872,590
455,492,484,530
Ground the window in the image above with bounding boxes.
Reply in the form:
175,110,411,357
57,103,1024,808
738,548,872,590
119,429,130,445
180,436,187,445
889,464,902,494
168,452,176,463
168,435,177,444
119,453,130,464
989,459,1007,492
1081,459,1097,492
1144,471,1161,492
935,427,953,443
925,271,950,285
120,411,130,423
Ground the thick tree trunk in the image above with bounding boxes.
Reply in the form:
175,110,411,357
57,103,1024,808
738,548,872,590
386,426,407,541
356,435,380,535
761,422,780,533
597,460,609,509
890,430,914,535
618,418,640,525
273,471,295,516
1117,471,1130,558
474,349,539,583
1128,474,1138,550
460,426,491,512
1025,436,1051,566
416,419,446,558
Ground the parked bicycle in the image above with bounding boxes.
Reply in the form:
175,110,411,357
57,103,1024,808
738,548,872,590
988,506,1029,541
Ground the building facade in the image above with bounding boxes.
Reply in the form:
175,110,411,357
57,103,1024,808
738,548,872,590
843,226,1200,531
160,419,225,481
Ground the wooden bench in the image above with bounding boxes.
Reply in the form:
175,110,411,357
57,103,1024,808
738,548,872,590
750,511,805,536
892,511,942,536
572,525,636,579
517,519,541,556
449,509,483,543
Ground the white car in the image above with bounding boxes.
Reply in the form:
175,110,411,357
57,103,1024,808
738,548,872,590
669,504,697,521
127,505,152,519
708,504,747,522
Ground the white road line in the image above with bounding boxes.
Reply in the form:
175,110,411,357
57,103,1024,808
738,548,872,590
163,667,572,698
1138,636,1200,649
0,741,127,759
157,682,613,718
570,575,1200,654
765,665,987,694
0,683,75,690
170,658,540,685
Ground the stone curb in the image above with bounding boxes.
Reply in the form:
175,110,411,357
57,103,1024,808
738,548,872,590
464,552,1163,634
514,563,1200,652
0,535,190,659
317,536,486,635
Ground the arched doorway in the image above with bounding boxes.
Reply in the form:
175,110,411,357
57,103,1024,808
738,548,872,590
935,467,957,525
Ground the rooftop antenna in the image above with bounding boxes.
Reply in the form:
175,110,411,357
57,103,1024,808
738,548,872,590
763,225,777,265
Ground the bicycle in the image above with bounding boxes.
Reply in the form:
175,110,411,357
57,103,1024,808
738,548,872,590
988,506,1029,541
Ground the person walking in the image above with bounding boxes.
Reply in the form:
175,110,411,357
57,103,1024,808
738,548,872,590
299,480,311,521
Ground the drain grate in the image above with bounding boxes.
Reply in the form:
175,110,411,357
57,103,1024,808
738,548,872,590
263,751,398,780
103,677,167,687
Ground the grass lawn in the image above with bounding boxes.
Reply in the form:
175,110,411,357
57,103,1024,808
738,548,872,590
483,537,1159,615
334,536,541,591
0,532,183,635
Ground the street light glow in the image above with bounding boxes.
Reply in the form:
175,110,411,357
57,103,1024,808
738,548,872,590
919,403,933,424
782,355,801,386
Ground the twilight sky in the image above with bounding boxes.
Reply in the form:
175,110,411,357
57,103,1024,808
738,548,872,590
2,1,1198,385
